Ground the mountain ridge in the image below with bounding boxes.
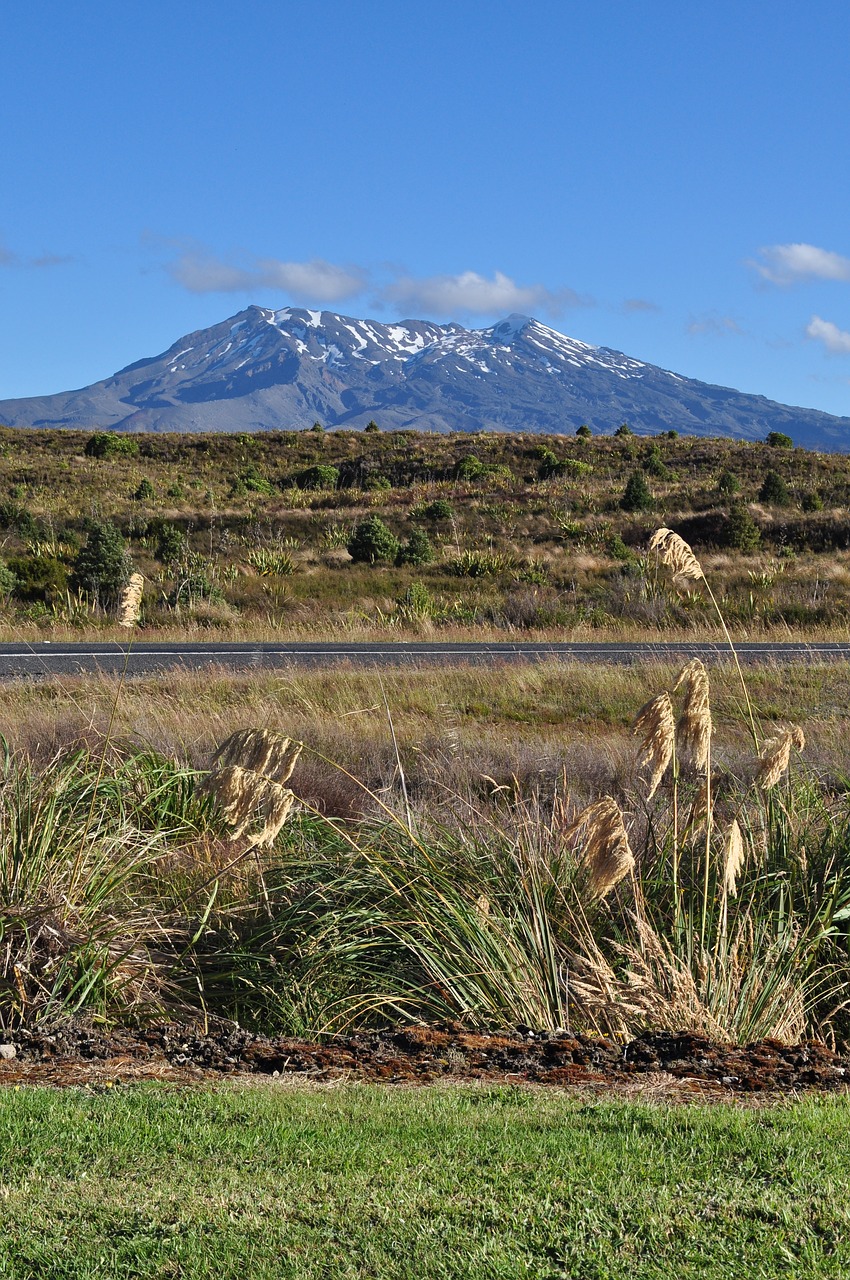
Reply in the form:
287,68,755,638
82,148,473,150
2,305,849,449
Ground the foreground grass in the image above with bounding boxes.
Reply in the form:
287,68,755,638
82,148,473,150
0,1085,849,1279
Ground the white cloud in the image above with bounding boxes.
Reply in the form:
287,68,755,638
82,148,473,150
255,258,367,302
751,242,850,286
806,315,850,355
167,250,367,302
380,270,584,317
164,244,581,318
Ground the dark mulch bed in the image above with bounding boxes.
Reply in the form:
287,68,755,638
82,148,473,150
0,1021,848,1094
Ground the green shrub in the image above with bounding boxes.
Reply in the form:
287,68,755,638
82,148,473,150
297,465,340,491
8,555,67,602
396,580,434,618
364,474,392,492
0,505,37,540
802,490,824,512
576,424,592,439
717,469,740,496
456,455,486,481
363,420,380,433
134,478,155,501
84,432,140,459
421,499,453,521
614,423,633,437
71,521,131,604
606,533,632,561
232,464,274,497
0,561,16,597
347,517,400,564
759,471,791,507
396,527,435,567
643,445,671,479
767,431,793,448
724,504,761,551
448,550,516,577
154,522,187,564
620,471,653,512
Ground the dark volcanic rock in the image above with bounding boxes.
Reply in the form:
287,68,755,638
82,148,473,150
3,1021,848,1093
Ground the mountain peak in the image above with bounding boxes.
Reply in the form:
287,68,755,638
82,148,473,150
1,306,848,447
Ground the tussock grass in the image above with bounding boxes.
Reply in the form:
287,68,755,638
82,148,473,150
0,532,849,1041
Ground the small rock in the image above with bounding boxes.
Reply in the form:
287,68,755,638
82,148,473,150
0,1044,17,1061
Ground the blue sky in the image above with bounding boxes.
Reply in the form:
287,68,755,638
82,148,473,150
3,0,850,418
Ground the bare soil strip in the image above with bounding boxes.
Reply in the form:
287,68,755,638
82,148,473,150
1,1022,848,1097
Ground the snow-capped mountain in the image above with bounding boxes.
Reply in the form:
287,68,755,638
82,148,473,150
2,306,849,448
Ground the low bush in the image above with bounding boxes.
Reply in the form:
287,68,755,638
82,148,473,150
84,432,139,459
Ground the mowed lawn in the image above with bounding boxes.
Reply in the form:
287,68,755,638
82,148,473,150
0,1085,849,1279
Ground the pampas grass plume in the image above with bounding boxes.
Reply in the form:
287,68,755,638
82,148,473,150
202,764,295,845
757,725,805,791
649,528,704,581
565,796,635,899
633,691,675,799
675,658,712,770
214,728,302,784
203,727,303,845
723,819,745,898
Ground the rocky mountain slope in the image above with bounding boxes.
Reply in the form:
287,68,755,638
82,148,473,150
2,306,849,447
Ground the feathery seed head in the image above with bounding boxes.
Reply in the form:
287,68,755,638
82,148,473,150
723,819,745,898
214,728,302,784
757,725,805,791
201,764,296,845
649,527,704,580
633,691,675,799
675,658,712,770
564,796,635,899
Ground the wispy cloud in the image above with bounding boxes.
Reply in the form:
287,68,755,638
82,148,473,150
30,253,75,269
806,315,850,355
622,297,660,314
167,250,367,302
379,270,586,317
750,242,850,286
0,240,73,269
686,313,744,337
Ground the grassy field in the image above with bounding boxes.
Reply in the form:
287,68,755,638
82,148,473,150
0,651,847,1041
2,661,849,816
3,423,850,638
0,1084,847,1279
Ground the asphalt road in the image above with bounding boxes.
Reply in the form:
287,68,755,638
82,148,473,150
0,639,848,678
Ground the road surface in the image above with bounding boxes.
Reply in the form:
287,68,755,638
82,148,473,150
0,639,847,678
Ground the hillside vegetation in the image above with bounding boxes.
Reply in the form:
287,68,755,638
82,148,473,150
0,423,849,636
